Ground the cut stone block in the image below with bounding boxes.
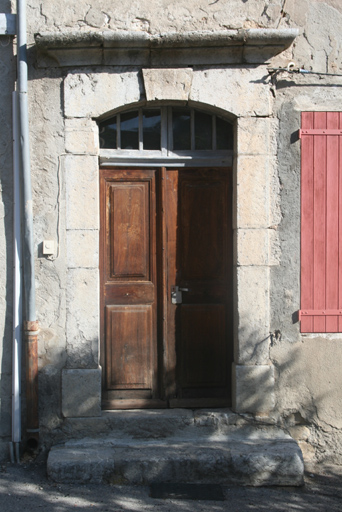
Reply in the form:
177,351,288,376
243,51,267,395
233,364,275,414
235,228,281,267
236,155,270,229
65,118,99,154
65,155,99,230
66,269,99,368
190,67,272,118
143,68,193,101
237,117,278,156
62,368,101,418
67,230,99,269
235,266,270,365
48,445,115,483
230,439,303,486
64,72,140,118
235,229,269,266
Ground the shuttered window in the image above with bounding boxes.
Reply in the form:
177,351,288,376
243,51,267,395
300,112,342,333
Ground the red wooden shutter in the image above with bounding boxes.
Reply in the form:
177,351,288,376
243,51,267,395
300,112,342,333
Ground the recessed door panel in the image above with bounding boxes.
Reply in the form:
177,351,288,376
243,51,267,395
180,178,225,281
179,304,226,389
111,184,149,278
106,305,153,390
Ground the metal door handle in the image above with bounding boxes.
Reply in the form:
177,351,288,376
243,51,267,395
171,286,189,304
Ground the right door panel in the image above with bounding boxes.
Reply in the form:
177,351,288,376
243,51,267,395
165,168,233,407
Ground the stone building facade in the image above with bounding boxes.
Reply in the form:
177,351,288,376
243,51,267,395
1,0,342,468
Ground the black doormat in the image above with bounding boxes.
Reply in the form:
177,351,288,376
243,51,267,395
150,483,225,501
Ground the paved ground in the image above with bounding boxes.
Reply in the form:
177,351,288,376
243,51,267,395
0,455,341,512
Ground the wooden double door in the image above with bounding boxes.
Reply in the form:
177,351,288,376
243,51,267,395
100,167,233,409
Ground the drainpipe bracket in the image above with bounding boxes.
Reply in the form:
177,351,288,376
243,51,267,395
24,320,39,334
0,13,16,36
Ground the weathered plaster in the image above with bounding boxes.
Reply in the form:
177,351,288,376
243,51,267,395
1,0,342,464
27,0,288,43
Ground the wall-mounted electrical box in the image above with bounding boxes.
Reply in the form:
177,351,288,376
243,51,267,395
43,240,55,255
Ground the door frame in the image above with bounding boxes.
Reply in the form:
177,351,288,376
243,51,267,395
100,162,233,409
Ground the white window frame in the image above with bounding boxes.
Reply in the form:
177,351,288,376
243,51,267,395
99,106,234,168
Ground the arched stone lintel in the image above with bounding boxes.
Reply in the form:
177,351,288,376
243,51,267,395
64,66,272,119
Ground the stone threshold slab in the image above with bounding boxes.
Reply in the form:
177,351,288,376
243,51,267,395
47,431,304,487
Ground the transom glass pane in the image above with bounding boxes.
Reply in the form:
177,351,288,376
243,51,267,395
172,108,191,150
98,107,234,153
143,109,161,150
195,111,212,150
121,111,139,150
99,117,117,149
216,116,234,150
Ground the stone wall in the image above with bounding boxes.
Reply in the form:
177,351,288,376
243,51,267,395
1,0,342,464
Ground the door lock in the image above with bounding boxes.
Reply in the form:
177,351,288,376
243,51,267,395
171,286,189,304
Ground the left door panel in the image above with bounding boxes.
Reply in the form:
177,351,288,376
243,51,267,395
100,168,163,408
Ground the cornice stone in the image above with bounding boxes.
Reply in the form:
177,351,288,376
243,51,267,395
34,28,299,68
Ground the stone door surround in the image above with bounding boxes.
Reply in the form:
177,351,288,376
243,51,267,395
61,64,280,418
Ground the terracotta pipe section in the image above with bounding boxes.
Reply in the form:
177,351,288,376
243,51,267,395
25,320,39,450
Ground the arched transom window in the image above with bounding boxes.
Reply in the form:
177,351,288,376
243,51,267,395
99,107,234,161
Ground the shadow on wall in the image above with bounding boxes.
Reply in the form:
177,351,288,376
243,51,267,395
269,337,342,464
231,317,342,464
37,329,338,449
2,278,342,469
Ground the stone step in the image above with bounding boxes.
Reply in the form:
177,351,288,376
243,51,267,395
49,409,286,443
47,428,304,486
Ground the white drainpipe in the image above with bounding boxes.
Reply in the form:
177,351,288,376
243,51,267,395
10,91,22,464
10,0,39,461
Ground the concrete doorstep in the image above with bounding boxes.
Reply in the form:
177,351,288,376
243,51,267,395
46,410,304,487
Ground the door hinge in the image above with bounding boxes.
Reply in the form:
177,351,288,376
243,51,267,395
299,128,342,138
